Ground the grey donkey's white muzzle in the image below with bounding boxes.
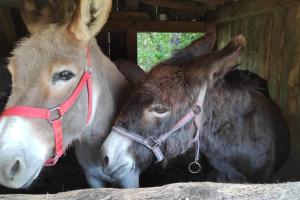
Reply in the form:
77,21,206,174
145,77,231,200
0,117,47,188
100,130,140,188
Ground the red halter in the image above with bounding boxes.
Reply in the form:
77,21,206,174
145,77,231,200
0,48,93,166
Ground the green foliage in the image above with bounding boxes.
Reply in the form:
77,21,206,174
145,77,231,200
137,32,204,71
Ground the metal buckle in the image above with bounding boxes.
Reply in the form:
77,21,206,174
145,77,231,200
44,155,59,166
146,136,160,149
85,66,92,73
48,107,63,124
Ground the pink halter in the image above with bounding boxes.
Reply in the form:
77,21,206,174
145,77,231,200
0,48,93,166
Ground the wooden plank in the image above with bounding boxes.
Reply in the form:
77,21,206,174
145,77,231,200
213,0,300,183
110,11,151,21
239,18,248,71
96,32,110,58
0,0,20,8
125,0,140,11
279,6,300,180
109,31,127,61
244,16,257,74
126,29,137,62
0,6,18,56
288,8,300,133
1,182,300,200
269,11,285,103
256,15,270,80
208,0,300,23
280,7,297,118
192,0,225,6
103,20,207,32
296,7,300,169
138,0,210,14
216,22,231,49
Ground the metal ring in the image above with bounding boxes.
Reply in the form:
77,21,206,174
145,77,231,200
192,105,202,115
188,161,202,174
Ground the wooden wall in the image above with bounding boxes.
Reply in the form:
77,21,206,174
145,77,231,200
210,0,300,181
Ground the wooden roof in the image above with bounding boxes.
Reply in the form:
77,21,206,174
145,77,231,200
124,0,236,14
0,0,237,18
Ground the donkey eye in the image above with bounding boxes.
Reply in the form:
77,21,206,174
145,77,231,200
147,105,170,119
53,70,75,82
152,105,168,114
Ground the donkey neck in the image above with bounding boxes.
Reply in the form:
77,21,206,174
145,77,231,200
83,39,131,142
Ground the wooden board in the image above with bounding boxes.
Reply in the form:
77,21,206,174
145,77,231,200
103,20,207,32
138,0,210,14
0,6,18,56
208,0,300,23
110,11,151,21
211,0,300,181
1,182,300,200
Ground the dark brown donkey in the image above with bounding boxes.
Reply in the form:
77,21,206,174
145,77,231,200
0,0,132,189
100,35,290,188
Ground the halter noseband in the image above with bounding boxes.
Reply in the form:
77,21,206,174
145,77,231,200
0,48,93,166
112,86,207,174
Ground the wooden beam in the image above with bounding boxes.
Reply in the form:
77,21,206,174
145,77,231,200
126,29,137,62
125,0,140,11
139,0,210,14
208,0,300,23
0,0,20,8
0,5,18,55
1,182,300,200
111,11,151,21
104,20,207,32
192,0,225,6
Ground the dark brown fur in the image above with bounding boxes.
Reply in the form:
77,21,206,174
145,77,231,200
105,35,290,185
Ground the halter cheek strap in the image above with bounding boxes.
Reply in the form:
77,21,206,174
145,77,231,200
0,48,93,166
113,109,197,163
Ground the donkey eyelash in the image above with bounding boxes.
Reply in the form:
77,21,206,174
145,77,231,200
149,105,170,114
52,70,75,83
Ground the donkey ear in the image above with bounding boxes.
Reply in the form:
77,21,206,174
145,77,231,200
185,28,216,57
207,35,246,84
185,35,246,88
21,0,43,34
165,30,216,65
67,0,112,45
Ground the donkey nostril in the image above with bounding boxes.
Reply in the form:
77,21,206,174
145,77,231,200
9,159,21,180
103,156,109,167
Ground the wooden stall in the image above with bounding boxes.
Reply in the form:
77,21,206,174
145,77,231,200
208,0,300,181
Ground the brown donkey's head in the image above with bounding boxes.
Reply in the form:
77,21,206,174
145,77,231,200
101,35,245,188
0,0,112,189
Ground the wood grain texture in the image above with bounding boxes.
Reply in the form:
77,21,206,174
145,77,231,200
103,20,207,32
208,0,300,23
212,0,300,181
138,0,209,14
1,182,300,200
